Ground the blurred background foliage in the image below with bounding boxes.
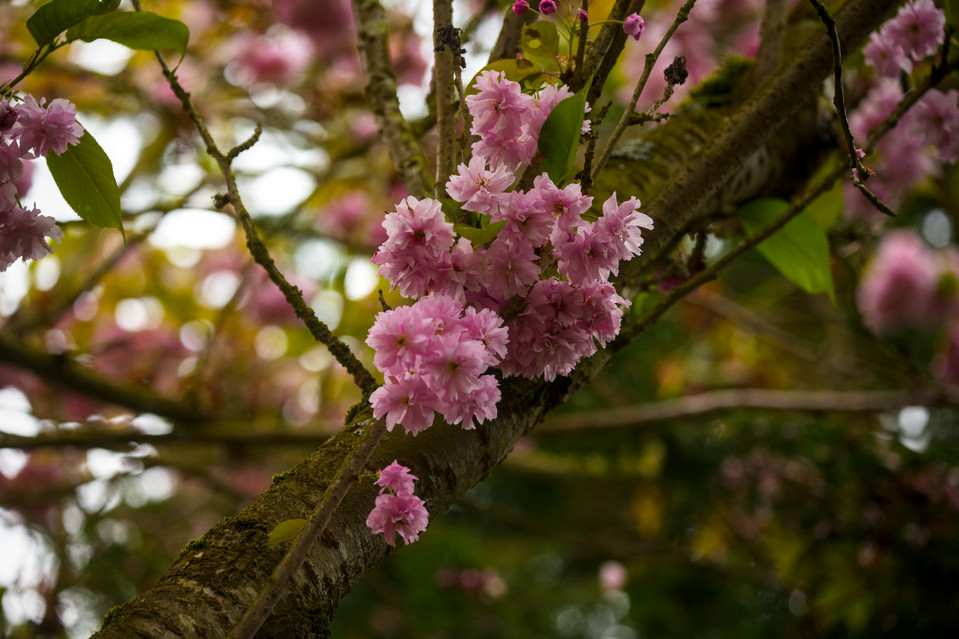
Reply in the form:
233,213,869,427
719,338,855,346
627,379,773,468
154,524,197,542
0,0,957,637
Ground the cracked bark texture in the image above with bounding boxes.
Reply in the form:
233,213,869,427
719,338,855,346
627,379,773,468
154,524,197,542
92,0,905,636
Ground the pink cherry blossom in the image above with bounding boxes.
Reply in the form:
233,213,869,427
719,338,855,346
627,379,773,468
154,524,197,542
885,0,945,61
446,156,513,214
910,89,959,163
10,96,83,157
366,492,429,547
0,202,63,272
857,231,940,334
369,373,440,435
863,28,911,77
375,460,418,496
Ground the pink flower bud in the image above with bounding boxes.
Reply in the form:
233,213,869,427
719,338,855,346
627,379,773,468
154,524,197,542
624,13,645,41
539,0,557,15
512,0,529,15
578,9,588,22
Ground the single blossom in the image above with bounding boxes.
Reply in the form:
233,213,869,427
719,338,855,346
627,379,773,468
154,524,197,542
366,491,429,547
624,13,645,41
375,460,418,496
10,96,83,157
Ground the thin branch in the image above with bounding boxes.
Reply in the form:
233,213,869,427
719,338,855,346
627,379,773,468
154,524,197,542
0,335,204,423
807,0,864,175
0,429,334,451
226,416,387,639
582,0,643,103
352,0,433,197
539,387,957,432
129,1,378,396
433,0,458,197
591,0,696,181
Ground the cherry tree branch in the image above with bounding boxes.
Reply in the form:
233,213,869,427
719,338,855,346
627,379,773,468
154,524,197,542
0,334,204,424
92,0,908,636
352,0,433,197
433,0,458,196
539,387,958,432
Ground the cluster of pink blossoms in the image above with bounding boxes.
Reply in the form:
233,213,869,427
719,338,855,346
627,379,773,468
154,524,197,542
857,231,958,336
365,461,429,547
857,231,959,383
847,0,957,218
863,0,945,77
364,71,653,544
0,94,82,271
367,69,652,444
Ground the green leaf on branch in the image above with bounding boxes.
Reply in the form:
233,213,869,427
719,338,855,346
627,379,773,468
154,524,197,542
521,22,561,72
26,0,118,47
46,130,123,235
66,12,190,57
455,221,507,247
738,198,836,303
465,58,545,95
267,519,308,547
538,78,592,184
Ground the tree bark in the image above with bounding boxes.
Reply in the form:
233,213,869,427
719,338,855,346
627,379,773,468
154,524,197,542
92,0,905,636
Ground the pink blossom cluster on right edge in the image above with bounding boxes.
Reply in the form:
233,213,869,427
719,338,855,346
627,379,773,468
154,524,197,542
848,0,957,218
857,230,959,383
0,94,82,272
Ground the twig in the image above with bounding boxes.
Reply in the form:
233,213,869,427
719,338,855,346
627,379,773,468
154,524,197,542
226,416,387,639
129,0,378,396
582,0,643,102
433,0,459,196
540,387,956,432
352,0,433,197
591,0,697,181
807,0,864,175
0,429,334,451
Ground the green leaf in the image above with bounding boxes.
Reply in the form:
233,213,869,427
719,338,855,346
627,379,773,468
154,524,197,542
66,12,189,56
26,0,118,47
538,78,592,184
465,58,544,95
521,22,561,72
738,198,836,303
267,519,308,547
46,130,123,234
454,220,507,247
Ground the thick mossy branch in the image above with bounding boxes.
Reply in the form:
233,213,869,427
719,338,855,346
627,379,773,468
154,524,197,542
93,0,907,636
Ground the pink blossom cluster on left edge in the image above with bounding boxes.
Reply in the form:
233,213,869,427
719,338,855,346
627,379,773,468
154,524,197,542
0,94,82,271
366,460,429,547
